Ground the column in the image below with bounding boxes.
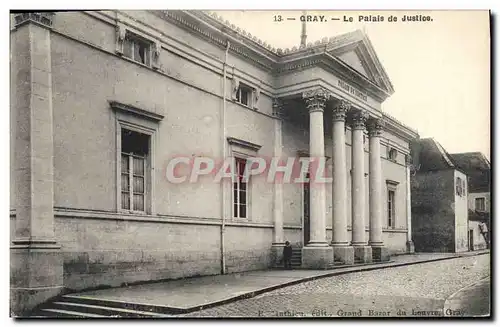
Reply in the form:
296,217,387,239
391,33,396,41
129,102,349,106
271,98,285,265
350,110,372,263
10,13,63,316
331,100,354,264
367,118,389,261
300,88,333,269
405,155,415,253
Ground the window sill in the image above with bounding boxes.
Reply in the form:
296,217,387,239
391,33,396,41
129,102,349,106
118,53,153,70
232,100,257,111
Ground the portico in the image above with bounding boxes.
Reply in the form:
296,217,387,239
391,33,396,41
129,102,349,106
271,86,390,268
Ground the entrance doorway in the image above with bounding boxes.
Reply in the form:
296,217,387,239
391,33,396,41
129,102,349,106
303,172,310,245
468,229,474,251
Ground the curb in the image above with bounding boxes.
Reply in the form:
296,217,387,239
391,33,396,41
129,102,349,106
178,251,490,315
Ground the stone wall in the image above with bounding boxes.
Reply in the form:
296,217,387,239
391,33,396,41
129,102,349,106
411,170,456,252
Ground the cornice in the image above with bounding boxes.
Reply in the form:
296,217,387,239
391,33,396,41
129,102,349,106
109,100,164,121
146,11,394,101
274,53,389,102
382,112,419,141
152,10,276,71
227,137,262,152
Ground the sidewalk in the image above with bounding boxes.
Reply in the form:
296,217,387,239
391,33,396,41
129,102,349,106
59,250,489,315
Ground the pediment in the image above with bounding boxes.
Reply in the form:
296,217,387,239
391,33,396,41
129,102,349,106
336,50,370,78
326,30,394,95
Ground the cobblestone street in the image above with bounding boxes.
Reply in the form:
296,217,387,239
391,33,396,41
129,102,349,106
182,255,490,318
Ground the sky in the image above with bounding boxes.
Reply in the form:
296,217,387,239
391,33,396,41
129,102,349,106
214,10,491,159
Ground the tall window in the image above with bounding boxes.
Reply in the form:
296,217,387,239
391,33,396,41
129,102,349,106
387,190,395,228
233,158,248,218
123,33,150,66
235,85,252,107
121,129,149,211
475,197,486,212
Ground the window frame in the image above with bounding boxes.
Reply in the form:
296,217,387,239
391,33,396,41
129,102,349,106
123,31,152,66
116,120,156,215
120,133,148,213
110,101,163,215
387,190,395,228
227,137,261,221
386,180,399,228
232,157,250,219
475,197,486,212
235,84,254,108
388,148,398,161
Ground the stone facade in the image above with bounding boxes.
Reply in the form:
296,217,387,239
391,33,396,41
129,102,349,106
10,11,418,315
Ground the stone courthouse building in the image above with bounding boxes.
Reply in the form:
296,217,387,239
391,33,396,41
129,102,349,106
10,11,418,314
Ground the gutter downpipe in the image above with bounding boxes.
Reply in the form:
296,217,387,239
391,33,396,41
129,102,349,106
221,40,230,274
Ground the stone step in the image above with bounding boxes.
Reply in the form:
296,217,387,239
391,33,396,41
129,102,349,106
60,295,181,315
40,308,108,318
50,301,170,318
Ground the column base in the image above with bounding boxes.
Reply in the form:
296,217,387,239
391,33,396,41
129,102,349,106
271,243,285,266
10,244,63,316
301,246,333,269
406,241,415,254
332,245,354,265
371,245,390,262
353,245,372,263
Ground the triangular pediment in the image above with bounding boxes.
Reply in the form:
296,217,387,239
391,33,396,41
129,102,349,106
337,50,370,78
326,30,394,95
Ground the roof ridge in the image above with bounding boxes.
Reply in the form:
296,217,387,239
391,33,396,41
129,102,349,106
431,138,455,168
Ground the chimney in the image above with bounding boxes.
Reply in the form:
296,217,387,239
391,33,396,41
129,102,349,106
300,10,307,47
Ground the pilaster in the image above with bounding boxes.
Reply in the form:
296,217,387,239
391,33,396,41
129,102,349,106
271,98,285,265
10,13,63,316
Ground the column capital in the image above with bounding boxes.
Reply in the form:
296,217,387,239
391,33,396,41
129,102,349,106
14,12,55,28
351,110,369,130
272,97,286,119
332,99,351,121
302,88,330,113
366,118,385,137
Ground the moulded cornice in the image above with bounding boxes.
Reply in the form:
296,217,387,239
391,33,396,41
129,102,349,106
109,100,164,121
227,137,262,152
152,10,276,70
274,53,390,102
382,113,419,142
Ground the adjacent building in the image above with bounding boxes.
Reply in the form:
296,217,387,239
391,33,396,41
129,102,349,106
449,152,491,250
410,138,470,253
10,11,419,314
